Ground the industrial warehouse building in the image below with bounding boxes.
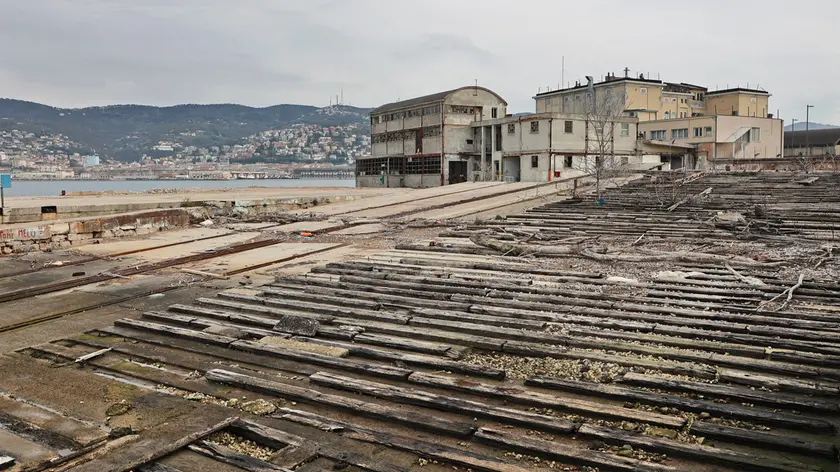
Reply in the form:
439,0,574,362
358,75,786,188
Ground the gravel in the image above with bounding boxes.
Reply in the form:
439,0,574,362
206,431,276,460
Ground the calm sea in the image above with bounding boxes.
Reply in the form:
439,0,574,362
2,179,355,197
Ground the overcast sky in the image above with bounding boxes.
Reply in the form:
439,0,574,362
1,0,838,124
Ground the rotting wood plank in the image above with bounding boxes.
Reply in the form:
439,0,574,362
137,464,184,472
329,318,506,351
168,304,280,328
204,369,475,437
268,280,471,311
409,307,547,330
474,427,678,472
351,332,454,356
307,371,576,435
275,408,539,472
717,369,840,396
114,318,237,346
195,297,336,323
289,336,504,379
503,341,719,380
575,424,819,472
687,422,837,458
406,372,685,429
525,376,831,431
141,311,278,339
188,441,293,471
217,292,410,325
620,373,840,412
229,340,412,379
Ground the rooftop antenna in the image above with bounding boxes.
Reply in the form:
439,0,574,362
624,67,629,78
561,56,565,91
340,88,344,105
474,79,478,96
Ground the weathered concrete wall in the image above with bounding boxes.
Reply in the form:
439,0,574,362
0,208,191,254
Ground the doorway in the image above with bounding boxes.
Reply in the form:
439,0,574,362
503,156,520,182
448,161,468,184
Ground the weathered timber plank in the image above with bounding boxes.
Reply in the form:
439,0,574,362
114,318,237,346
525,376,831,431
620,373,839,412
409,307,547,330
229,340,412,379
308,371,575,434
276,408,539,472
217,293,410,325
576,424,819,472
188,441,292,471
474,428,676,472
407,372,684,429
141,311,277,339
351,332,453,355
204,369,474,437
329,318,506,351
289,337,504,379
195,297,336,323
688,422,837,458
503,341,718,380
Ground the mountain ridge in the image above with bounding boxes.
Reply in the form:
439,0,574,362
0,98,372,162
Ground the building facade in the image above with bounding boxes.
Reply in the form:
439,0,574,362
638,115,784,166
534,74,772,122
470,113,642,183
358,86,507,188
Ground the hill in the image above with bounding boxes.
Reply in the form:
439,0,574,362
784,121,839,132
0,99,371,161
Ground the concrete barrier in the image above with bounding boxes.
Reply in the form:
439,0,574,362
0,208,191,254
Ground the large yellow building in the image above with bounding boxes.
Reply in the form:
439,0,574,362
534,74,771,122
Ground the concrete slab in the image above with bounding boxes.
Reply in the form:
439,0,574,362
0,429,55,467
80,227,232,256
108,232,262,263
331,223,388,235
185,243,340,274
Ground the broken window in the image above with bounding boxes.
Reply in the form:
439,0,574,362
564,155,573,168
530,121,539,133
564,121,573,134
492,107,498,118
531,155,539,168
507,123,515,134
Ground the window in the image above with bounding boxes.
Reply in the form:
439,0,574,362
620,123,630,137
663,112,671,119
705,126,713,137
576,95,581,101
751,97,757,103
531,155,539,168
564,156,573,168
491,107,498,119
530,121,539,133
507,123,515,134
750,127,761,142
564,121,573,134
694,127,703,137
564,96,570,103
466,139,473,145
640,88,648,95
650,130,667,140
545,99,551,105
672,128,688,139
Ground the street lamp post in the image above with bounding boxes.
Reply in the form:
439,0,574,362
790,119,797,156
805,105,814,157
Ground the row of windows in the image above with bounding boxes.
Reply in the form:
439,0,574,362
505,120,631,136
371,126,442,143
372,105,442,124
648,126,714,140
356,156,442,176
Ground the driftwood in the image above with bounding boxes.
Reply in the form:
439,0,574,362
469,234,784,268
757,273,805,311
725,263,766,287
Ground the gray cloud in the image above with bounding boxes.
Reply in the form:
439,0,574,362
0,0,838,124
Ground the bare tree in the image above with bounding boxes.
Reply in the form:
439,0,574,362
580,78,631,200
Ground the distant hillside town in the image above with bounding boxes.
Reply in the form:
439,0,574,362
0,103,371,180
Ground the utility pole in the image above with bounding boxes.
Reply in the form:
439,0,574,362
790,118,797,155
805,105,814,157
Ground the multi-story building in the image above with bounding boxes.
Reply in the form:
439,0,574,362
470,113,641,183
362,74,786,187
358,86,507,187
534,73,772,122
